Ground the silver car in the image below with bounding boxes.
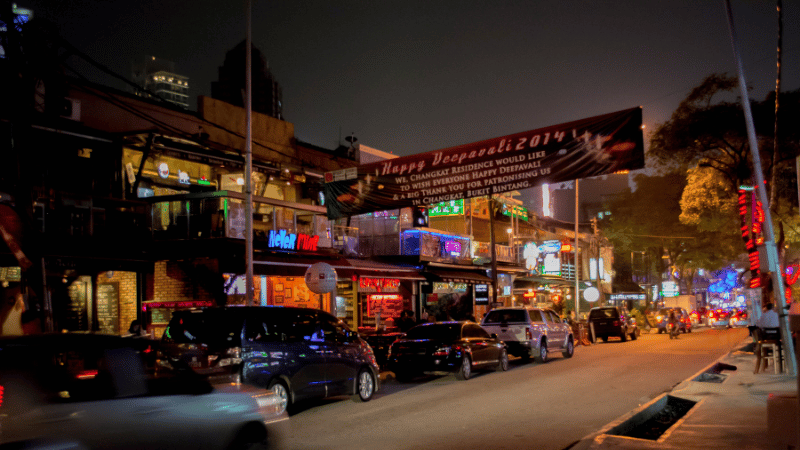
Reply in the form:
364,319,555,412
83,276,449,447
0,334,288,450
481,306,574,363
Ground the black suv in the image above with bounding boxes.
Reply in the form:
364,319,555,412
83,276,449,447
587,306,640,343
161,306,380,413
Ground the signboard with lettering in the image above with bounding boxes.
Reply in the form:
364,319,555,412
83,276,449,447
323,108,644,219
475,284,489,305
359,277,401,293
96,282,120,334
609,293,646,301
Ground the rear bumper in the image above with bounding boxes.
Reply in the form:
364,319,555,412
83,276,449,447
504,341,533,357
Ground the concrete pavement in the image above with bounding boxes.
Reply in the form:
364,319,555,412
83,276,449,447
570,336,799,450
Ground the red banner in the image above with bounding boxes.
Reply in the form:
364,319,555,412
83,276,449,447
324,107,644,219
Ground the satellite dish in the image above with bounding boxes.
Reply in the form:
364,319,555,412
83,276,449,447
305,262,338,294
583,287,600,302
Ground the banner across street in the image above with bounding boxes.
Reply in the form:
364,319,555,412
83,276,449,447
323,107,644,219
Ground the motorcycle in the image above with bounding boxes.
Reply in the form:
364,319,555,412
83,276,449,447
668,321,680,339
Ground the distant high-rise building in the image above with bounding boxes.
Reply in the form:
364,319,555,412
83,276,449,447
212,41,282,120
131,56,189,109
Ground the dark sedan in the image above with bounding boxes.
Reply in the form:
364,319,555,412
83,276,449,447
387,321,509,381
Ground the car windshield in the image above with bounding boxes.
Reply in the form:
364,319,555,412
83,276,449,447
589,308,618,319
404,323,462,341
483,310,528,324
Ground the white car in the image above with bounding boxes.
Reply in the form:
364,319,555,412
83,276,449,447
481,306,574,363
0,334,287,450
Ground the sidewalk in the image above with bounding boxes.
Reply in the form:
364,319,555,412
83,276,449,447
571,338,799,450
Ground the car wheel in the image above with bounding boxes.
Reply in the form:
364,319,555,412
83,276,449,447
496,349,509,372
601,336,609,343
536,342,548,363
658,328,664,334
630,330,638,341
353,369,375,402
688,328,692,333
455,355,472,380
620,330,628,342
268,379,290,414
562,337,574,358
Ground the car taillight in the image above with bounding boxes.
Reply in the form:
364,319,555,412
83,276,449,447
218,347,243,367
656,315,663,323
526,328,533,341
433,346,451,357
613,320,620,327
0,384,5,409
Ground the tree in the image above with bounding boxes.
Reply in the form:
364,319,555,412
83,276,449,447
603,172,740,296
649,73,800,277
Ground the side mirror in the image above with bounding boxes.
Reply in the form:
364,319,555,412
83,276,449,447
491,333,498,340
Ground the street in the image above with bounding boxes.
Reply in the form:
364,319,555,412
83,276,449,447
280,326,749,450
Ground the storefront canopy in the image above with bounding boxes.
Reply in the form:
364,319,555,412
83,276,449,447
346,259,426,280
253,253,354,278
425,267,492,284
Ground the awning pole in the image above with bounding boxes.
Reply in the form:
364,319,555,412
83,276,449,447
575,179,580,318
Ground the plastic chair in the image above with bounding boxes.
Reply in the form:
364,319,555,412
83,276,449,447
755,327,782,374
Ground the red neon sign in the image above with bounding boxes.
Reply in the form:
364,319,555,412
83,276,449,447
359,277,400,292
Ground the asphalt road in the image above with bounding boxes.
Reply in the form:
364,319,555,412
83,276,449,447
279,326,749,450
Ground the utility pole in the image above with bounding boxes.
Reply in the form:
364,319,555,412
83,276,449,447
724,0,796,376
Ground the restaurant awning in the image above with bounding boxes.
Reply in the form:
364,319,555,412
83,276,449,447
252,253,354,278
346,259,426,280
425,267,492,284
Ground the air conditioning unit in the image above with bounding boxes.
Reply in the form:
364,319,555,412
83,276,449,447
60,98,81,121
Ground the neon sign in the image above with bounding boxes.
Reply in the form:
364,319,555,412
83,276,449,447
359,277,401,292
445,241,461,256
429,199,464,216
267,230,319,251
738,189,762,288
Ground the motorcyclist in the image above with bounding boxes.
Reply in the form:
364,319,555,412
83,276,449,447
668,310,680,339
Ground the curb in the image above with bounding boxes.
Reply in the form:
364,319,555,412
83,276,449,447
568,337,753,450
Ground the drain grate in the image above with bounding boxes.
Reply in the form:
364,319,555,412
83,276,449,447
608,395,697,441
693,362,736,383
693,372,727,383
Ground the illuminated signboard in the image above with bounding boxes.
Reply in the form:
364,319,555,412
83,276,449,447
367,294,403,318
445,241,461,256
661,281,679,297
157,162,169,179
359,277,401,292
474,284,489,305
429,199,464,216
609,293,646,301
539,240,562,254
523,242,540,271
178,170,191,184
267,230,319,251
501,204,528,221
543,254,560,275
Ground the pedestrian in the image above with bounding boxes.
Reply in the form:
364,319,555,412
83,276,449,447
757,302,780,331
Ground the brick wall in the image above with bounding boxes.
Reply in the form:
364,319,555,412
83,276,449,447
97,271,137,335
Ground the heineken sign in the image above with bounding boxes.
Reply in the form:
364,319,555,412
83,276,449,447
323,108,644,219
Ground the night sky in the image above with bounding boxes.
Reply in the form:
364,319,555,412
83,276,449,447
18,1,800,158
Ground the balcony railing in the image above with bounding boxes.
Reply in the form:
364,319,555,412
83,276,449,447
146,190,340,249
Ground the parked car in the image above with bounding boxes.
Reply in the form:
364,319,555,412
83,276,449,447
387,321,508,381
587,306,640,342
0,333,287,450
480,306,574,362
160,306,380,413
358,328,406,369
656,307,692,333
